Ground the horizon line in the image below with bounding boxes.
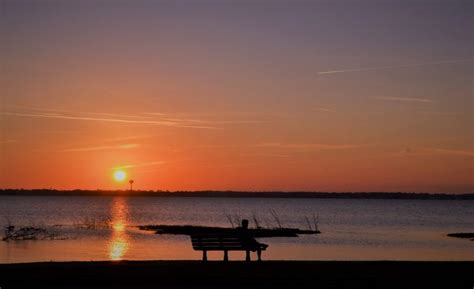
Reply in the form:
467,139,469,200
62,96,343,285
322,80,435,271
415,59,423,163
0,189,472,196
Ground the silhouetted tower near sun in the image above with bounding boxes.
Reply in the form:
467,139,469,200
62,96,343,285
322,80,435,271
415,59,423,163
129,179,134,191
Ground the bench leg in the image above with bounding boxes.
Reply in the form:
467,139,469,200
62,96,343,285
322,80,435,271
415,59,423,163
224,250,228,261
245,250,251,262
257,249,262,261
202,250,207,262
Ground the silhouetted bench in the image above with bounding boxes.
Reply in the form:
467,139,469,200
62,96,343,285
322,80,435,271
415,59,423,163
190,233,268,261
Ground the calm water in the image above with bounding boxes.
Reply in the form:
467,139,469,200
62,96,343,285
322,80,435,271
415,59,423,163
0,196,473,263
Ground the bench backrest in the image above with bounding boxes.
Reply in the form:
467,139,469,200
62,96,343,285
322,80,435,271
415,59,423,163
190,234,260,251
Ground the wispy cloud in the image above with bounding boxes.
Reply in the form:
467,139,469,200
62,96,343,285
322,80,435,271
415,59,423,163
424,148,474,157
374,96,434,103
161,117,208,123
62,143,139,152
7,105,154,120
314,107,338,113
317,59,474,75
384,147,474,158
142,112,166,116
243,153,290,158
150,115,268,125
0,139,16,144
114,161,166,170
3,106,269,129
134,168,163,175
1,111,176,124
0,111,218,129
37,130,81,135
84,112,154,120
102,134,159,142
417,111,462,116
217,120,270,124
256,142,366,151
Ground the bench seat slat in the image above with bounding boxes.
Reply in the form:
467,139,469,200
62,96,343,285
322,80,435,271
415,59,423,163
193,245,266,250
192,239,241,241
193,244,246,247
192,246,252,249
193,240,242,244
193,244,247,247
193,248,250,251
190,234,268,259
191,239,241,241
193,242,242,246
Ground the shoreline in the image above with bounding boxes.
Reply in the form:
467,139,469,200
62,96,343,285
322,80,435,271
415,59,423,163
1,189,473,200
1,260,473,288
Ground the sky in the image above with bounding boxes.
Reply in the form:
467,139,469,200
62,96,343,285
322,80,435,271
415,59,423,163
0,0,473,193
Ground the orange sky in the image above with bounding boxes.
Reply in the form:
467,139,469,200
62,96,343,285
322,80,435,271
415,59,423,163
1,1,473,193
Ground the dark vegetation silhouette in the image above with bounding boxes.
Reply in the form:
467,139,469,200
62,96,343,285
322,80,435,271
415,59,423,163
447,232,474,241
141,209,320,237
1,189,472,199
140,224,319,237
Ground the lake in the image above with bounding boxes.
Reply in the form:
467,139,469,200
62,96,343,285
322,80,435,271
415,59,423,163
0,196,473,263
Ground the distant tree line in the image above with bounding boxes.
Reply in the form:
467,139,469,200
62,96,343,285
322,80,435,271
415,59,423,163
0,189,473,200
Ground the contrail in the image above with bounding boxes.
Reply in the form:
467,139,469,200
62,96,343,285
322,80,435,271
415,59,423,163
0,111,218,129
62,144,139,152
374,97,433,103
318,59,474,75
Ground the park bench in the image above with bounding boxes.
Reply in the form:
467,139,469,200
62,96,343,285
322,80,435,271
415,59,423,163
190,233,268,261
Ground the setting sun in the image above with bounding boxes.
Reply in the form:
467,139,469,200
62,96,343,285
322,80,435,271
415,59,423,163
113,170,127,182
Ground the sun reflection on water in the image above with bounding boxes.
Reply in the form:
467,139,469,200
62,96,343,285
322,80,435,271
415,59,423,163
108,197,129,261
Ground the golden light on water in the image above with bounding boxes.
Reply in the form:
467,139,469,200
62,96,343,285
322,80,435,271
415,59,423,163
113,222,125,232
108,197,129,261
109,236,128,261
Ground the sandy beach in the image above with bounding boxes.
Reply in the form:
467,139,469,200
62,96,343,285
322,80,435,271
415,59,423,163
1,261,473,289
